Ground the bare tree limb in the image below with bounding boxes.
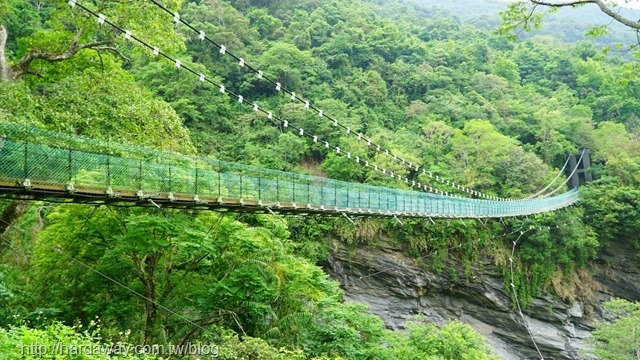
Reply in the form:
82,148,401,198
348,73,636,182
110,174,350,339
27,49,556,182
23,69,44,79
531,0,597,5
530,0,640,29
93,45,131,64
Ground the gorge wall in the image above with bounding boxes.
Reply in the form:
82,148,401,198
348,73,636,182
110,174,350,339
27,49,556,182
325,239,640,359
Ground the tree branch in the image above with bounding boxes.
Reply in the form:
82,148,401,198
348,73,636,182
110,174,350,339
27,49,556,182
530,0,596,6
530,0,640,30
10,28,111,80
93,45,131,64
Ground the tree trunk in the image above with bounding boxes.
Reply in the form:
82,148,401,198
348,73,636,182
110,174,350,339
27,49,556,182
144,272,158,344
135,253,159,344
0,25,25,247
0,25,14,82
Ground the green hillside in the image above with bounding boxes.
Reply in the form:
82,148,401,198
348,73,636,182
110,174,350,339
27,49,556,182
0,0,639,358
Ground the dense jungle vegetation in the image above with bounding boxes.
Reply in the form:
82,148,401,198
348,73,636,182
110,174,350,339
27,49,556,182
1,0,639,358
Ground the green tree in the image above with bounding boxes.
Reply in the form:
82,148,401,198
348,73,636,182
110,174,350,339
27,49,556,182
492,55,520,84
247,8,284,40
0,0,185,82
300,298,387,359
588,299,640,360
446,119,546,196
26,205,341,348
581,180,640,249
251,42,328,94
591,122,640,184
386,318,499,360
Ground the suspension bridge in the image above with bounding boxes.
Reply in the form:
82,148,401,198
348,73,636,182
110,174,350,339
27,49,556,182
0,6,590,359
0,121,580,219
0,1,584,219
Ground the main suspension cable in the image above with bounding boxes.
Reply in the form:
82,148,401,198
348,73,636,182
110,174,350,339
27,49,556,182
147,0,503,201
66,0,459,198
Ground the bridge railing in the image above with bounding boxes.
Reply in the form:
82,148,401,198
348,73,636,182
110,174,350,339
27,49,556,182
0,121,580,218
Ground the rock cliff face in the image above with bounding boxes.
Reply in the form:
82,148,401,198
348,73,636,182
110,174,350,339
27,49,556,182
325,240,640,359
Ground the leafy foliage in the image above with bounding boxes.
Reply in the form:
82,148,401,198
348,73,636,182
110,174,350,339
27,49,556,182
0,322,157,360
386,318,499,360
509,209,599,303
301,298,387,359
2,0,640,358
581,179,640,249
588,299,640,360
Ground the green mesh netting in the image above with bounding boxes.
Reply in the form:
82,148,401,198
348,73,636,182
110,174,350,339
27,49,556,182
0,121,579,218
